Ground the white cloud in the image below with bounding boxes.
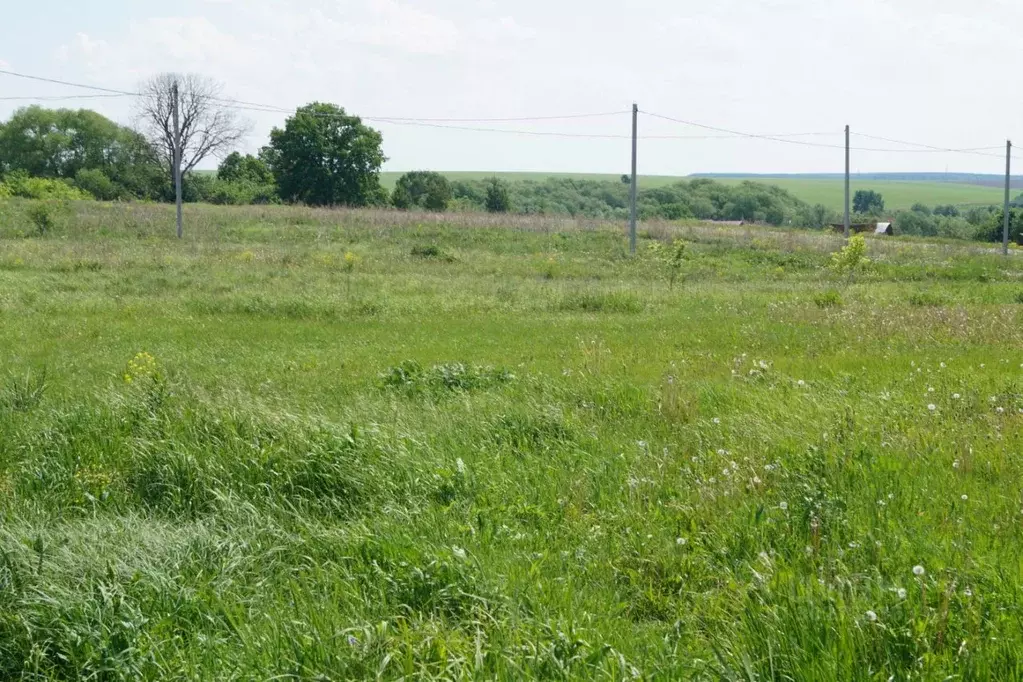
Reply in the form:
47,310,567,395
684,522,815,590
0,59,9,68
30,0,1021,175
348,0,459,55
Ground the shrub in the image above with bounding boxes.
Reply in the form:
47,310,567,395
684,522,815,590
908,291,947,307
26,201,68,236
647,240,688,289
484,177,511,213
2,171,91,201
813,289,843,308
73,168,124,201
392,171,452,211
830,234,870,277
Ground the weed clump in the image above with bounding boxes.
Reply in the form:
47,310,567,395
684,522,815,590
908,291,947,307
380,360,515,397
410,244,454,261
813,289,843,308
557,291,644,314
0,369,47,413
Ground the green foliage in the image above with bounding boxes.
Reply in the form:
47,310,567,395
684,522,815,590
0,369,47,413
830,234,870,276
853,189,885,215
1,172,91,201
911,202,932,215
908,290,947,307
981,208,1023,244
380,360,515,397
73,168,123,201
795,203,836,229
8,203,1023,678
392,171,452,211
647,239,688,289
933,204,960,217
263,102,386,207
812,289,843,308
484,177,511,213
0,106,164,199
217,152,274,185
556,290,644,313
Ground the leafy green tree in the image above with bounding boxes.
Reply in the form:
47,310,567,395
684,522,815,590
853,190,885,215
0,106,163,198
484,177,511,213
895,210,937,237
392,171,452,211
983,208,1023,244
1012,192,1023,207
933,204,960,217
218,152,273,185
262,103,386,207
911,203,932,215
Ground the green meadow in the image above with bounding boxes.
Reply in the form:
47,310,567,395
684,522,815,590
2,200,1023,679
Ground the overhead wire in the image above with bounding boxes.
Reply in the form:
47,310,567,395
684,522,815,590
0,93,131,101
643,109,1006,156
0,68,1010,159
0,68,137,96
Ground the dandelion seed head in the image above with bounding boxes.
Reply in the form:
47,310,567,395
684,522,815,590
913,565,926,576
865,610,877,622
779,501,788,511
897,588,907,600
928,404,937,412
961,494,969,501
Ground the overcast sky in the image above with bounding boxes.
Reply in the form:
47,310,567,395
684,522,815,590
1,0,1019,175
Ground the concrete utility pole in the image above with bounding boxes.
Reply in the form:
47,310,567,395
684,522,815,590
1004,140,1013,256
844,124,851,239
629,103,638,255
172,81,183,240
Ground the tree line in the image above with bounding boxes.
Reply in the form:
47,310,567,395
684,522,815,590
1,72,1020,242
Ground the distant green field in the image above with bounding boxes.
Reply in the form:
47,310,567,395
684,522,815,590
712,177,1007,212
381,172,1009,212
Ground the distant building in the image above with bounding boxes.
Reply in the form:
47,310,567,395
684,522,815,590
830,222,893,235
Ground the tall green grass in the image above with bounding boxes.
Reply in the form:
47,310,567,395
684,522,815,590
2,199,1023,678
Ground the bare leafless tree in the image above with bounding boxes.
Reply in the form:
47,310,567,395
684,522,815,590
135,73,250,181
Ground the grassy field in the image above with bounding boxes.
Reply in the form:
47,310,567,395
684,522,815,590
3,200,1023,679
380,171,1012,212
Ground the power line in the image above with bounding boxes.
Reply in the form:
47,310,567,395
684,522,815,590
0,68,1010,158
643,109,1005,156
641,109,848,149
0,69,136,96
852,131,1003,158
0,93,131,101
